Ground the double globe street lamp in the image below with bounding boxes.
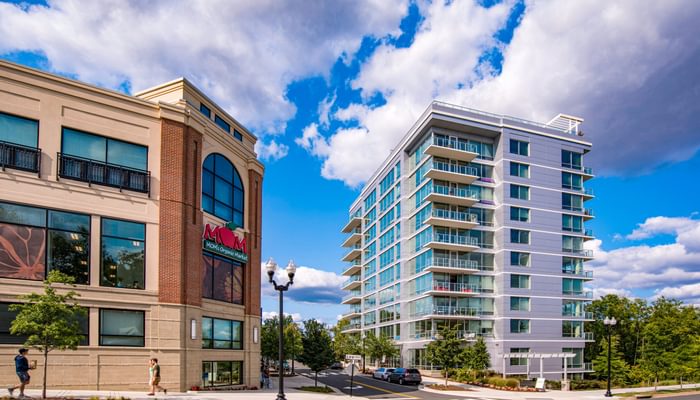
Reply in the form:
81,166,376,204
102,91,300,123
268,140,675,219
265,258,297,400
603,316,617,397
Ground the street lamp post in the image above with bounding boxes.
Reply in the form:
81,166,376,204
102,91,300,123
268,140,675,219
603,316,617,397
266,258,297,400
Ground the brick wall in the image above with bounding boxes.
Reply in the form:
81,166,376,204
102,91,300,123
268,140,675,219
159,118,203,306
245,169,262,316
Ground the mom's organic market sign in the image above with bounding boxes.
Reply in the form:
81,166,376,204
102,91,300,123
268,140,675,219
202,222,248,263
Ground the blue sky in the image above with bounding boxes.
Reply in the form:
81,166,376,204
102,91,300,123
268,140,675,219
2,0,700,324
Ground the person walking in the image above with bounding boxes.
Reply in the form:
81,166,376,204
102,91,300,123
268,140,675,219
147,358,166,396
7,348,32,398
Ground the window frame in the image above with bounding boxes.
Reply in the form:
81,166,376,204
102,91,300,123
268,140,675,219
202,252,245,305
510,319,530,334
510,251,530,267
98,308,145,347
199,103,211,118
510,274,530,289
509,347,529,365
509,139,529,156
510,229,530,244
509,161,529,178
510,296,530,312
214,115,231,133
99,217,146,290
202,360,243,387
61,127,149,171
202,153,245,227
201,316,243,350
510,184,529,200
510,207,530,222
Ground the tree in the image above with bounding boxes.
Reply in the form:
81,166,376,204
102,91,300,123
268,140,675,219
331,319,362,362
9,270,87,399
260,314,295,372
425,326,464,386
364,332,399,367
467,337,490,371
299,319,335,386
285,322,303,375
592,335,630,385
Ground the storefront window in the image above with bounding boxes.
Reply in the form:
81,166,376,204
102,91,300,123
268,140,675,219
202,361,242,387
101,218,145,289
99,309,144,347
202,253,243,305
202,317,242,349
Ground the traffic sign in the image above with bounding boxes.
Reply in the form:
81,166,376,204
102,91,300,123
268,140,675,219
345,354,362,361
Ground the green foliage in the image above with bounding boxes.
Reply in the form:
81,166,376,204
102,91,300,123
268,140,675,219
363,332,399,366
466,337,490,371
285,321,303,373
9,270,87,399
504,378,519,388
298,319,335,386
425,326,464,385
260,314,296,363
296,386,334,393
592,335,630,385
330,320,361,361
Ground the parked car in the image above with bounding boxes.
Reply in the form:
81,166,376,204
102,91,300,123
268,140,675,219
387,368,422,385
372,367,395,380
330,362,344,370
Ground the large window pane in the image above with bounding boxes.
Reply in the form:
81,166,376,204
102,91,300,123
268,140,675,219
202,361,243,387
203,253,244,305
63,128,107,162
202,154,244,225
202,317,213,348
0,113,38,147
48,210,90,232
99,309,144,346
0,202,46,227
213,258,234,303
202,255,213,298
101,218,145,289
213,318,232,349
0,303,28,344
107,139,147,171
47,230,89,284
0,223,46,280
214,177,233,203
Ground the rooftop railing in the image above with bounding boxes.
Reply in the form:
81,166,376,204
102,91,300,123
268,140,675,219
0,141,41,174
58,153,150,194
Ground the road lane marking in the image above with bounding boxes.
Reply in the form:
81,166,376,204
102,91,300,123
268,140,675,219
346,379,420,399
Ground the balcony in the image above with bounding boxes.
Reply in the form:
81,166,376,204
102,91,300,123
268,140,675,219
563,290,594,299
583,208,594,220
407,330,493,341
424,136,479,162
427,233,480,252
425,161,479,185
564,332,595,341
341,215,363,233
341,261,362,276
342,228,362,247
0,141,41,174
425,184,479,207
426,281,487,296
563,248,594,259
342,243,362,262
425,208,479,230
412,306,490,319
341,307,362,320
342,322,362,332
562,311,594,320
341,291,362,304
425,257,489,274
562,269,594,280
341,275,362,290
57,153,150,194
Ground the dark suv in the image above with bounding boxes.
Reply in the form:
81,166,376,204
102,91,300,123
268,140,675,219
387,368,422,385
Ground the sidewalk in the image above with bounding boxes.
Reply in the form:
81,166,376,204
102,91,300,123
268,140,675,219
14,373,370,400
420,374,700,399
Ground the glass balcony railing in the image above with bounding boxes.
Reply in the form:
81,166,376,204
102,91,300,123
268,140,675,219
563,290,593,298
430,281,486,294
343,307,362,316
563,248,593,257
562,311,593,319
433,233,479,247
584,167,593,175
343,322,361,330
562,269,593,278
342,291,361,302
409,330,493,340
425,306,488,317
432,184,479,200
343,275,361,287
431,257,489,271
431,208,479,224
432,160,478,177
0,140,41,173
58,153,150,194
432,136,479,154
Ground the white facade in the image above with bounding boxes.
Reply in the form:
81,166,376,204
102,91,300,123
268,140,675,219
340,101,594,379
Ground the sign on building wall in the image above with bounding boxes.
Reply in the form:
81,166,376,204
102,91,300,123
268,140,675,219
202,222,248,263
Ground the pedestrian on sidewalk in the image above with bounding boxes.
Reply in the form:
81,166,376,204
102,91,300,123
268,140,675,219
147,358,167,396
263,368,271,389
7,348,33,398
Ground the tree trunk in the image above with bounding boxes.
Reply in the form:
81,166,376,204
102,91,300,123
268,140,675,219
292,357,295,375
42,349,48,399
445,370,448,387
315,371,318,387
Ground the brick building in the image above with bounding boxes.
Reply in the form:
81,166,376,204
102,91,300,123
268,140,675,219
0,60,263,390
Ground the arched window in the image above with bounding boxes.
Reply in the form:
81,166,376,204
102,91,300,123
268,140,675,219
202,154,244,227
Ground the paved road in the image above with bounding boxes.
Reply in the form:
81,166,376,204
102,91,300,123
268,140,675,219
297,368,481,400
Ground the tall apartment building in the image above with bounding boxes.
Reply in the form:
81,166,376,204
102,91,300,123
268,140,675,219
0,60,263,390
340,101,594,379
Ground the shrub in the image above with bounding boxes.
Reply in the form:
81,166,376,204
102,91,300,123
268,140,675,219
505,378,519,388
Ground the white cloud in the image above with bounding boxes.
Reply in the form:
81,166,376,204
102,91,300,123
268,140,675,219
262,311,303,323
0,0,408,135
588,217,700,303
299,0,700,186
260,261,345,304
255,139,289,161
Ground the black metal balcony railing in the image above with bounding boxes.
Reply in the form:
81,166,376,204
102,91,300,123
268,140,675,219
0,140,41,173
58,153,150,194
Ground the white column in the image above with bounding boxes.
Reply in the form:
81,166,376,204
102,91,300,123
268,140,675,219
502,357,506,379
539,357,544,378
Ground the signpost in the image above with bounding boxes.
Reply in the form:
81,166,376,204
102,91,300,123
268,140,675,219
345,355,362,397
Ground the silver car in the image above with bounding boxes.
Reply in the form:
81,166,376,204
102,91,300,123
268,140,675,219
372,367,395,380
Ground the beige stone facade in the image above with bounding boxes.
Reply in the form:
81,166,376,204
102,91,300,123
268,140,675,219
0,60,263,391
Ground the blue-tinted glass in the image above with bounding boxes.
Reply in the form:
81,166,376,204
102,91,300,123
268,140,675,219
214,202,233,221
102,218,145,240
48,210,90,232
203,154,215,171
202,195,214,214
200,104,211,118
107,139,147,170
233,169,243,189
233,188,243,211
213,319,232,341
63,128,106,162
47,230,89,284
0,202,45,227
101,236,144,289
233,130,243,141
0,113,38,147
233,211,243,228
214,116,230,133
202,317,213,339
214,177,232,204
202,170,214,195
215,155,233,181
